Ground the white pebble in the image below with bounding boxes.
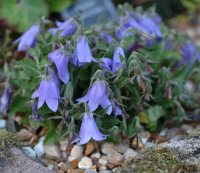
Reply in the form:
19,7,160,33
78,156,93,169
0,119,6,128
23,147,36,159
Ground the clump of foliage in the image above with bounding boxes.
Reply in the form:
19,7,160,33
0,129,18,159
117,147,200,173
1,4,200,144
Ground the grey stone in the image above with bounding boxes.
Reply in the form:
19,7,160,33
0,147,55,173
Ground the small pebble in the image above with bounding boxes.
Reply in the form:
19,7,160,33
44,145,61,160
47,164,54,170
22,147,36,159
101,143,115,155
16,129,34,141
90,152,101,159
71,145,84,159
107,150,124,166
78,156,93,169
99,165,107,171
124,148,138,161
0,119,6,128
34,136,45,158
99,158,108,165
84,169,97,173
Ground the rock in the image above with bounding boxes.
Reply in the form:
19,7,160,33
115,140,129,154
68,156,77,162
181,124,193,131
107,150,124,166
34,136,45,158
138,131,150,144
0,119,6,128
159,128,168,136
67,169,84,173
0,147,55,173
61,151,67,159
101,143,115,155
47,164,54,170
70,159,79,169
131,137,144,149
16,129,34,141
22,147,36,159
71,145,84,159
98,158,108,165
166,127,179,139
78,157,93,169
106,163,115,170
124,148,138,161
99,165,107,171
90,152,101,159
84,169,97,173
84,141,97,156
58,162,71,172
99,171,112,173
60,140,69,151
44,145,61,160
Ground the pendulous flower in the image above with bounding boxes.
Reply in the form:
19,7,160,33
72,35,97,66
180,42,200,64
48,49,69,84
15,25,40,51
32,70,60,112
100,47,125,73
49,18,77,37
112,47,125,73
0,83,11,114
77,80,112,114
101,32,113,43
73,112,106,144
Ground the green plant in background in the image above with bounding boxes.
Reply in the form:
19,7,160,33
0,0,75,32
1,4,200,144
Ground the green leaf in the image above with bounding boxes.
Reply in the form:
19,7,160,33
127,117,141,137
146,105,165,123
101,116,121,129
64,82,73,99
0,0,48,32
48,0,74,12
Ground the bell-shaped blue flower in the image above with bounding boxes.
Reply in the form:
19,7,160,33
32,70,60,112
112,47,125,73
15,25,40,51
49,18,77,37
73,36,97,66
77,80,112,114
100,58,113,72
180,42,200,64
0,83,11,114
48,49,69,84
73,112,106,144
101,32,113,43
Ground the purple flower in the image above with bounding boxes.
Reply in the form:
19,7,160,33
32,71,60,112
0,83,11,114
112,47,125,73
49,18,77,36
100,47,125,73
101,32,113,43
14,25,40,51
100,58,113,72
77,80,112,114
48,49,69,84
72,36,97,66
31,102,43,121
73,112,106,144
112,103,122,116
180,43,200,64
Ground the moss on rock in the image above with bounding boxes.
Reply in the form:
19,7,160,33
0,129,18,159
117,147,200,173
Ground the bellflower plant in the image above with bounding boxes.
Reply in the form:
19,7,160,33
77,80,112,114
0,83,11,114
10,4,200,145
49,18,77,37
14,25,40,51
48,49,69,84
73,112,106,145
32,70,60,112
73,35,97,66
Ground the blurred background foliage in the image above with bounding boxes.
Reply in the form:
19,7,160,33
0,0,200,32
